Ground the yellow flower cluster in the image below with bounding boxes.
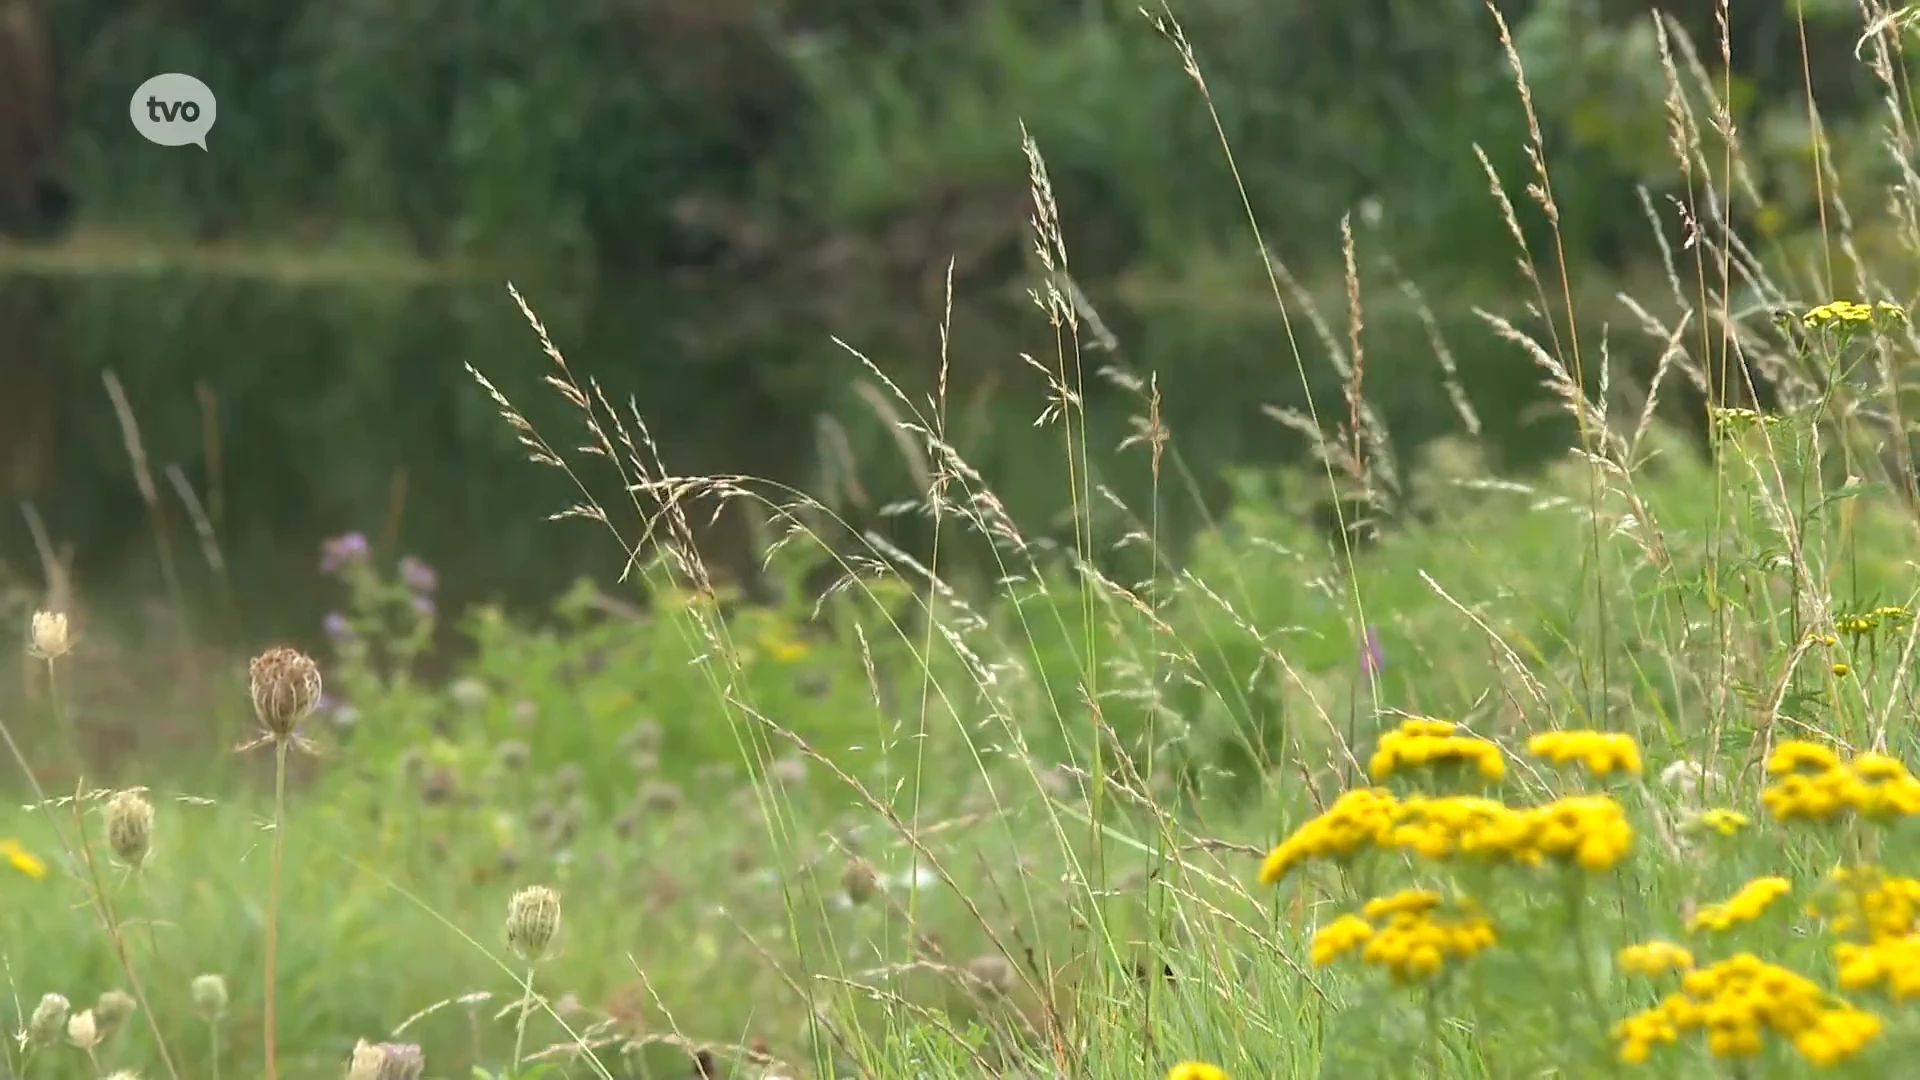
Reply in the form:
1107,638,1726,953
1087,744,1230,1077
1836,936,1920,1002
1618,940,1694,976
1528,730,1643,777
1613,954,1880,1066
1524,795,1635,872
1802,299,1908,328
1263,789,1635,882
1368,718,1505,783
1258,788,1398,884
1762,741,1920,822
1165,1064,1226,1080
1309,889,1498,983
1681,808,1749,838
1688,877,1791,933
1836,605,1912,637
1815,867,1920,942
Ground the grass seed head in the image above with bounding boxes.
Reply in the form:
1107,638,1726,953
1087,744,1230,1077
27,611,71,660
248,645,322,739
105,790,154,869
25,992,68,1048
190,974,228,1019
506,885,562,962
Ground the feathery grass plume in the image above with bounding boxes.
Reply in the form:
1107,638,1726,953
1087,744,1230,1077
105,790,155,869
67,1009,99,1050
840,858,879,906
505,885,561,1075
190,974,227,1019
27,610,71,660
23,992,68,1049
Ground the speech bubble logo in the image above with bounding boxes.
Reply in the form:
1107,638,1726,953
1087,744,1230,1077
129,73,217,151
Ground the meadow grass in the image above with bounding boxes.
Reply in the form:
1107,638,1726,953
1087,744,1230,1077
13,1,1920,1078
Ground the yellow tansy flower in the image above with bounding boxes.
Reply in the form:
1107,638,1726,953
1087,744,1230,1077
1167,1064,1226,1080
1,839,46,879
1619,940,1694,976
1529,730,1644,777
1689,877,1791,933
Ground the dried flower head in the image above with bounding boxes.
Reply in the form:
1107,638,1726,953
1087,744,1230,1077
639,779,684,815
190,974,228,1019
247,646,322,742
24,992,68,1048
66,1009,98,1049
346,1039,387,1080
965,953,1015,997
105,790,155,869
28,611,71,660
841,858,879,906
506,885,562,962
552,763,584,797
93,990,136,1035
374,1042,425,1080
496,740,530,771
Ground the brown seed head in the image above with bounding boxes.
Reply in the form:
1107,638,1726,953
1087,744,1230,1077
248,646,322,739
964,953,1015,997
105,790,155,869
506,885,562,962
28,611,71,660
840,858,879,906
25,992,68,1048
93,990,136,1035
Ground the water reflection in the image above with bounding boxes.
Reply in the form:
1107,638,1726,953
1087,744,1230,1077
0,264,1577,648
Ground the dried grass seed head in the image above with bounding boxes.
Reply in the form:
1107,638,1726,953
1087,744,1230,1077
190,974,228,1019
105,790,154,869
248,646,322,739
25,992,68,1048
27,610,71,660
506,885,562,962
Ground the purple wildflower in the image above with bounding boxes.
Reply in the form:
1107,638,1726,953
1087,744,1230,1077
411,594,435,619
320,532,370,575
1361,625,1384,678
323,612,354,642
398,555,438,595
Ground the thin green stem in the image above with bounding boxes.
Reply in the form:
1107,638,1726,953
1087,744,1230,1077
207,1018,221,1080
264,739,290,1080
511,964,537,1077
